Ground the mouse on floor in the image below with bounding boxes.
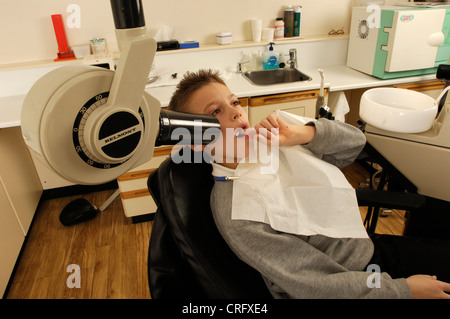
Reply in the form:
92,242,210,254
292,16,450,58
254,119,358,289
59,198,99,226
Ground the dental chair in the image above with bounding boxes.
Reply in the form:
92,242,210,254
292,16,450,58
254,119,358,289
146,146,428,299
147,146,273,299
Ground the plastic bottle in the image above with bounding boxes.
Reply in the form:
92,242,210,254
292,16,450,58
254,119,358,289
274,18,284,40
284,6,294,38
241,52,252,72
253,50,263,70
263,42,279,70
294,5,302,37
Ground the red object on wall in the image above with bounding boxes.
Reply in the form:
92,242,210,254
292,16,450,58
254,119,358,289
51,14,76,61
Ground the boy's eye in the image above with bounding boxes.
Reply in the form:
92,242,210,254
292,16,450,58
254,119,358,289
211,109,220,116
232,100,241,106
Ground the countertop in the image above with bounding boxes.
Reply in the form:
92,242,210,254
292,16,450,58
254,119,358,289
0,95,26,128
0,65,436,129
142,65,436,107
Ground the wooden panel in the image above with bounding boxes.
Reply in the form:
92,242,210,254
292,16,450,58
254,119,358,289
153,146,173,157
249,89,322,107
117,169,155,182
238,97,249,107
248,96,318,126
120,189,151,200
394,80,445,92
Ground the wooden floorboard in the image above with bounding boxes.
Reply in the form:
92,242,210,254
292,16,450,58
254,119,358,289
6,189,153,299
6,161,405,299
342,161,407,236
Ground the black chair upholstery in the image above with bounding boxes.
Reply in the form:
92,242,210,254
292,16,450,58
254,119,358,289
147,147,272,299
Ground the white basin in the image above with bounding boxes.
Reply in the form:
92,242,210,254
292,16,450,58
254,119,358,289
360,88,438,133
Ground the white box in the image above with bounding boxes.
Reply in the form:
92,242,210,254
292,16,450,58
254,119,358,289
216,32,232,45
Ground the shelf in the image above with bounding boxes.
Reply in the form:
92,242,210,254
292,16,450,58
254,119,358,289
156,34,349,55
0,34,349,71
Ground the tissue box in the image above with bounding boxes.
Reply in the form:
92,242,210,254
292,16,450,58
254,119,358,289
216,32,232,45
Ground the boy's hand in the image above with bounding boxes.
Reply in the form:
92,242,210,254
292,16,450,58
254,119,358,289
255,113,316,147
406,275,450,299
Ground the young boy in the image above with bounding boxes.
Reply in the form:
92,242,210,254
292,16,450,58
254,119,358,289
168,69,450,299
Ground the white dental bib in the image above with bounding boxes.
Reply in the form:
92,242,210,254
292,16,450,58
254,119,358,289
211,112,368,239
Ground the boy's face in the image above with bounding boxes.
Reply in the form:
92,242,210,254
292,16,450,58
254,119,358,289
184,82,249,130
184,82,251,164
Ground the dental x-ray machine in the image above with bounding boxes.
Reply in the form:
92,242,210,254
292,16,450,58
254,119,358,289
20,0,220,225
20,0,220,187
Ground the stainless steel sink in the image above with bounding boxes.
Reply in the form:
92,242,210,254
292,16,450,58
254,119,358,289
243,68,312,86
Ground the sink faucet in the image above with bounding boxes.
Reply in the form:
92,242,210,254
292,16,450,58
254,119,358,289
237,60,250,73
287,48,298,69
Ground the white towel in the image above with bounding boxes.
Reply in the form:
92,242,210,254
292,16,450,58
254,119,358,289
211,110,368,239
328,91,350,122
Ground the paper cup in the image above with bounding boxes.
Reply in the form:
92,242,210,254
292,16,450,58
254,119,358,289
251,18,262,42
263,28,274,42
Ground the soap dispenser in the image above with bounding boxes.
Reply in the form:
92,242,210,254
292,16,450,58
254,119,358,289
263,42,279,70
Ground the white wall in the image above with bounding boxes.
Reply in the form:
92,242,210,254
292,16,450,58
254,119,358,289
0,0,408,65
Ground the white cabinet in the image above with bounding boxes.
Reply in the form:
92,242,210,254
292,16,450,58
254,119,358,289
117,146,173,218
248,89,325,126
0,126,42,296
0,178,25,297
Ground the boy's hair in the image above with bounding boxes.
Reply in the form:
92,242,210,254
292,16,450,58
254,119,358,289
168,69,226,112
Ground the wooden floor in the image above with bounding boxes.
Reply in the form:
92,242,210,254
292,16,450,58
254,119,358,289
341,161,407,236
5,161,406,299
6,189,153,299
